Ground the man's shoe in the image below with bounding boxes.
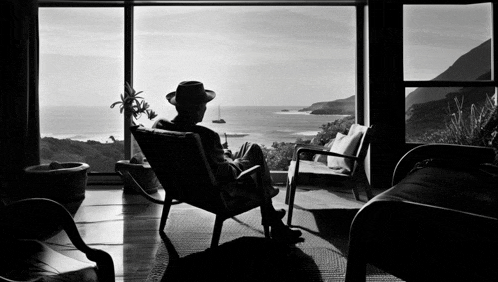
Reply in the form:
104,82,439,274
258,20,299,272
275,208,286,220
268,187,279,197
271,226,303,244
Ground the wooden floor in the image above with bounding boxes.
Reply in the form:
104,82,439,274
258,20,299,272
46,184,382,281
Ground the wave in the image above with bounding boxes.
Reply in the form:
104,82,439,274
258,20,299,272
295,131,320,136
274,129,294,133
274,110,311,115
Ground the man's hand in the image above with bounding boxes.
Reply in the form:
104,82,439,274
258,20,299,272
222,141,229,149
223,149,233,158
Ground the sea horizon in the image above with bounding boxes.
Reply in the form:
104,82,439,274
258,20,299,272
40,105,349,148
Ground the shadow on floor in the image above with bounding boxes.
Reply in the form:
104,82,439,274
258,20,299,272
290,208,359,255
162,236,323,282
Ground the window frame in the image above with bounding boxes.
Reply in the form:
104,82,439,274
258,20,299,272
402,1,498,144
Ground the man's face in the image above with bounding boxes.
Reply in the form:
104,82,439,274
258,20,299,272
198,104,207,122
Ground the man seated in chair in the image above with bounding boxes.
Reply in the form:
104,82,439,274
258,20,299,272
154,80,303,244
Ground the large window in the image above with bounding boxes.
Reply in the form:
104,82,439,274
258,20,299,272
134,6,357,151
39,8,124,172
403,3,496,143
38,2,359,173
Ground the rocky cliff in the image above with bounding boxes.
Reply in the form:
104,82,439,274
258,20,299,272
300,95,355,115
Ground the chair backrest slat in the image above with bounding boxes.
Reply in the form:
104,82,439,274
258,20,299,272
131,126,220,203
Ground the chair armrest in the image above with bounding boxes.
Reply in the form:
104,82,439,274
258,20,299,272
236,165,261,181
234,165,269,200
288,148,359,183
294,143,328,151
117,170,165,205
292,144,328,160
1,198,115,282
296,147,359,162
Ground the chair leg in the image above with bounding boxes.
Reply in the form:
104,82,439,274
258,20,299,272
286,176,297,226
361,171,374,200
352,186,360,201
285,177,291,204
353,171,374,201
259,202,271,239
159,197,173,232
351,173,364,201
364,184,374,200
263,224,270,239
211,216,224,248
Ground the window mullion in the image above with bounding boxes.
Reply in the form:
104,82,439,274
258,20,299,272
404,80,497,88
124,4,134,160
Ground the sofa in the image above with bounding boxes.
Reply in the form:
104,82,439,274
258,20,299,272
345,144,498,282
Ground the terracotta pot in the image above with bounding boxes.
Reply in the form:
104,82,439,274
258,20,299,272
115,160,160,194
22,162,89,216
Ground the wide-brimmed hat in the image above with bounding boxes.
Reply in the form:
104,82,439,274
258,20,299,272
166,81,216,106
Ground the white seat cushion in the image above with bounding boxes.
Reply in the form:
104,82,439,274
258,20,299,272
288,160,350,179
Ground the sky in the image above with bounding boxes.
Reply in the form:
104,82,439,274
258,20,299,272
39,3,491,109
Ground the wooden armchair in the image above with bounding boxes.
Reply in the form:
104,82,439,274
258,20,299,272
128,125,276,248
0,198,115,282
285,124,374,226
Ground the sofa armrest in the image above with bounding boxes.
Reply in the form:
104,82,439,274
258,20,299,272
392,144,495,186
0,198,115,282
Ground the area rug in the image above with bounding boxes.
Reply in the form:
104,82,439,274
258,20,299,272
145,199,403,282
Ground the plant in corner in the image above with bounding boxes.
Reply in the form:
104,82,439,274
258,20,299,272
111,82,161,194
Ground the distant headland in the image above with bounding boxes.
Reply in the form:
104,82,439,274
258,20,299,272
299,95,355,115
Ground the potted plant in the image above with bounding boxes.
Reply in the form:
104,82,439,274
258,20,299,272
22,161,90,216
111,82,161,194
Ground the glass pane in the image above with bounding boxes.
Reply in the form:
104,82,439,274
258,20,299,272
405,87,495,144
39,8,124,173
134,6,357,171
404,4,491,81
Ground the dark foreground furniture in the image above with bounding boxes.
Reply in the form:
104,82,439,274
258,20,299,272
0,198,115,281
345,144,498,282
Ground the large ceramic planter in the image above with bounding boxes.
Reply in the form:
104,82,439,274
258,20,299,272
115,160,160,194
22,162,89,216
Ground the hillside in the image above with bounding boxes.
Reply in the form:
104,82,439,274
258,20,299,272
299,95,355,115
40,137,124,172
406,71,494,140
405,39,491,113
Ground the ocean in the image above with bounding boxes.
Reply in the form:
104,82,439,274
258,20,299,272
40,106,348,149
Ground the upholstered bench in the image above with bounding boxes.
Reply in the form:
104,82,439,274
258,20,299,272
345,144,498,282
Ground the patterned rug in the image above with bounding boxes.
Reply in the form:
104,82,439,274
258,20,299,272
145,191,403,282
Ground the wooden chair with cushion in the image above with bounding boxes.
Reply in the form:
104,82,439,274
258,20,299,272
127,125,275,248
0,198,115,282
285,124,374,226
